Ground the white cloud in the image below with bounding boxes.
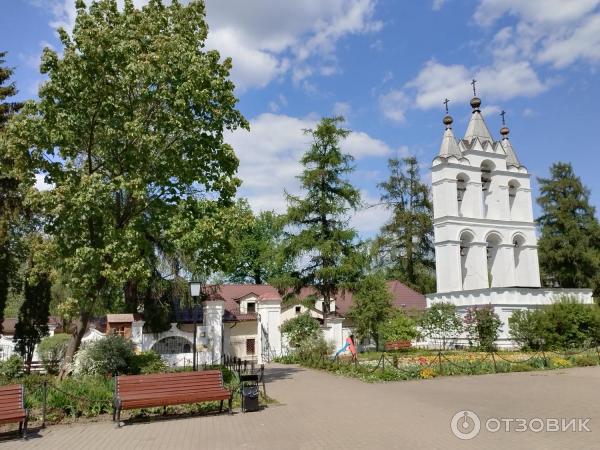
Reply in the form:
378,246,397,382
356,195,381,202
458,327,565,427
379,90,410,123
474,0,600,69
400,59,547,113
38,0,382,91
333,101,352,118
226,113,392,235
34,173,54,191
432,0,447,11
351,192,390,235
537,15,600,67
474,0,600,27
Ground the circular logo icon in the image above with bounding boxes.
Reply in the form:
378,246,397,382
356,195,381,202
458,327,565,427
451,410,481,440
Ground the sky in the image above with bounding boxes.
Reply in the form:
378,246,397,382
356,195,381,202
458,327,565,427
2,0,600,238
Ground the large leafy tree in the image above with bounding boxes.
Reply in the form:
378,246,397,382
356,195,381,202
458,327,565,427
0,51,25,332
374,156,435,294
225,201,291,284
536,162,600,296
276,117,361,314
346,273,392,349
4,0,248,375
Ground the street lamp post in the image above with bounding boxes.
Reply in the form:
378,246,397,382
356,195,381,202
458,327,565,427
189,281,202,371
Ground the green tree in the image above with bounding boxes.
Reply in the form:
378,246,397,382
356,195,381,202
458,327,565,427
0,51,25,332
375,156,435,294
225,202,291,284
346,273,393,349
537,162,600,296
14,268,52,373
419,302,463,350
379,310,419,345
276,117,361,314
4,0,248,376
463,305,502,351
280,313,321,348
0,51,23,127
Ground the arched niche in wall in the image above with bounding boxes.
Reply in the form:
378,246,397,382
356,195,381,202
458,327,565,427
480,160,495,218
512,233,526,286
485,232,502,288
459,230,476,290
456,173,469,216
508,179,521,219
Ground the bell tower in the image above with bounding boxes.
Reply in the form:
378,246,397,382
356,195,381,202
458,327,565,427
431,95,541,293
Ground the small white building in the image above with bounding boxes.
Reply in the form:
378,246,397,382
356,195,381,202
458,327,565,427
427,94,593,346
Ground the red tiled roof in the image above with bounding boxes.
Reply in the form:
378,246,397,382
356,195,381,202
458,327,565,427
203,281,426,320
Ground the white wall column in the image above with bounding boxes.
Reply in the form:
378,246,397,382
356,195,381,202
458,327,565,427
435,242,462,292
324,317,344,354
202,300,225,364
464,242,488,290
131,320,145,351
257,299,282,363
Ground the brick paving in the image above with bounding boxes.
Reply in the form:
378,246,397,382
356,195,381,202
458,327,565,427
3,364,599,449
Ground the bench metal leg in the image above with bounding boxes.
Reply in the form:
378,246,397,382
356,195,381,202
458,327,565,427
22,415,28,440
219,400,223,413
116,407,122,428
228,397,232,415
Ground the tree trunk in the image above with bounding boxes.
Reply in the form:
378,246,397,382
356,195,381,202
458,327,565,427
58,312,90,380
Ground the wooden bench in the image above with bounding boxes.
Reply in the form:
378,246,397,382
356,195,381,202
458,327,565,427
0,384,28,439
113,370,232,426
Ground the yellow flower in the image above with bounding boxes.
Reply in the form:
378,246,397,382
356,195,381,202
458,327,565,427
420,367,436,379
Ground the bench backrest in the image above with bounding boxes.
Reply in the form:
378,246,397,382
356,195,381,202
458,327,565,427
0,384,24,412
116,370,226,397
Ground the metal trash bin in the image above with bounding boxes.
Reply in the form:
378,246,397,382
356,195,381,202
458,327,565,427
241,385,259,412
240,374,260,412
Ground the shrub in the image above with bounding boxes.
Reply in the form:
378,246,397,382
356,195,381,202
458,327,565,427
280,313,320,348
0,354,23,378
571,354,599,367
379,311,419,345
418,302,463,349
38,334,71,375
296,335,334,364
538,299,600,349
464,305,502,351
73,335,135,376
130,351,170,375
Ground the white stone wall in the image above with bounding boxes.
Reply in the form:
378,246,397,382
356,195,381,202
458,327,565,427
427,288,594,348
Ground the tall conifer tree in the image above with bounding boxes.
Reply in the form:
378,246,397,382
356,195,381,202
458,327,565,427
375,156,435,293
537,162,600,295
277,117,361,314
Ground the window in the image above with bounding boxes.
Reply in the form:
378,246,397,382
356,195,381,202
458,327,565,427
246,338,255,355
295,306,301,314
113,325,126,337
246,302,256,313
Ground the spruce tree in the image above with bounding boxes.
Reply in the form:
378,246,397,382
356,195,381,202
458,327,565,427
0,51,23,127
277,117,361,314
537,162,600,295
374,156,435,293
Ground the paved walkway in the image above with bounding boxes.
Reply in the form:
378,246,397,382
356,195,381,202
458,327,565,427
3,364,599,449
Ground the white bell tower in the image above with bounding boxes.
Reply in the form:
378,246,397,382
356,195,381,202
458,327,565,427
431,96,540,293
427,91,593,348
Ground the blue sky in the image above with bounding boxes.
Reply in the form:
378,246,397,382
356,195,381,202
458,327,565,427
3,0,600,237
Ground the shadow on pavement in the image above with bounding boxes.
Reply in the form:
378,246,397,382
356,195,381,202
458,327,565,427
264,365,302,383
